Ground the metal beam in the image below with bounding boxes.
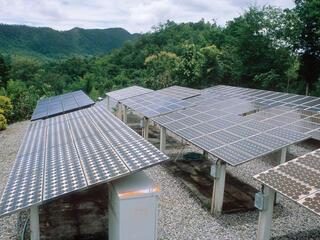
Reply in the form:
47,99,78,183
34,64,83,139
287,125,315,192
30,205,40,240
160,126,166,153
257,185,275,240
210,159,226,217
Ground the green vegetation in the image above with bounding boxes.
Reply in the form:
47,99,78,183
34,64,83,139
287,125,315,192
0,2,319,124
0,95,13,129
0,25,138,61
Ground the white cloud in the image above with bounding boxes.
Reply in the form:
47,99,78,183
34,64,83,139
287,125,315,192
0,0,295,33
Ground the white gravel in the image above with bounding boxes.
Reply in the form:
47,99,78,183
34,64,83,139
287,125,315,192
1,118,320,239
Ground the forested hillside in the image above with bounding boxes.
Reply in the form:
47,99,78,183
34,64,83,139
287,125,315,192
0,1,319,127
0,24,138,60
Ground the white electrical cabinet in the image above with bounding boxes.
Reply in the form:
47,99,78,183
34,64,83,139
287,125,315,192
108,171,160,240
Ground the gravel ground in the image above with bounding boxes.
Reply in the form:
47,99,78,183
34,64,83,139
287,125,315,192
1,118,320,239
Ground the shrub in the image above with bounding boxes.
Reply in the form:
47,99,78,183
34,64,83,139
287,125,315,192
0,95,13,119
0,109,7,130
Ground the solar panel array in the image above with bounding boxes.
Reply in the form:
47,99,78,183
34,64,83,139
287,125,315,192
106,86,154,101
0,105,168,217
31,90,94,121
200,85,320,140
121,91,194,118
154,100,309,166
156,86,202,100
254,149,320,216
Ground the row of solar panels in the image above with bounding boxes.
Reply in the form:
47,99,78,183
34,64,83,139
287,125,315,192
31,90,94,121
0,104,168,217
206,85,320,112
109,85,320,218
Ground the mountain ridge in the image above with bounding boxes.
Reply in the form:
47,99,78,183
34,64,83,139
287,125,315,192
0,24,139,61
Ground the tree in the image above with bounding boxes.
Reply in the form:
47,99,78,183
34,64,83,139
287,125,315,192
174,44,201,87
286,0,320,94
0,54,10,89
144,51,179,89
223,6,291,90
199,45,222,87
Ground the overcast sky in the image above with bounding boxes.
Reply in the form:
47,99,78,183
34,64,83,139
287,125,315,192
0,0,295,33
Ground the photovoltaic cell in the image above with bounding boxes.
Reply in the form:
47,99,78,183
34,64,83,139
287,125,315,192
112,139,168,171
156,86,201,100
231,140,271,157
210,145,252,166
248,133,290,149
122,91,193,118
106,86,153,101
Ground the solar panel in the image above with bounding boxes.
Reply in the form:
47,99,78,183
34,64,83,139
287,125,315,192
0,104,169,217
254,149,320,216
31,90,94,121
156,86,201,100
248,133,290,149
112,139,168,171
209,145,252,166
152,85,316,166
44,143,87,200
190,136,223,152
122,91,193,118
225,125,258,137
266,128,309,142
0,152,44,215
230,140,271,157
106,86,153,101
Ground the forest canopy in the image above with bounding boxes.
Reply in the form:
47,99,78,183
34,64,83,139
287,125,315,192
0,2,319,123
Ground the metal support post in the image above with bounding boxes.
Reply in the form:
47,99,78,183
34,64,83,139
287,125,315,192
107,96,110,111
123,106,128,124
118,102,123,120
210,159,226,217
257,185,275,240
275,147,287,203
203,150,208,160
30,205,40,240
160,126,166,153
144,118,150,140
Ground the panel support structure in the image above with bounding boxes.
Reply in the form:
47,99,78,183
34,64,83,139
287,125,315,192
143,117,150,140
118,102,123,121
203,151,208,160
106,96,110,111
257,185,275,240
160,126,166,153
210,159,226,217
123,106,128,124
275,147,287,204
30,205,40,240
